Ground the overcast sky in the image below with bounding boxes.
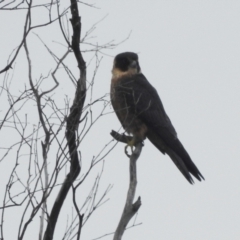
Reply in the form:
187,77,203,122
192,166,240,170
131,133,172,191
1,1,240,240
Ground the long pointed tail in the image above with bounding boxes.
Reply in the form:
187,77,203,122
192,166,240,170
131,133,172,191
147,131,204,184
165,148,195,184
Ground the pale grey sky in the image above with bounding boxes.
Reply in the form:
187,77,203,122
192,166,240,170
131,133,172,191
1,1,240,240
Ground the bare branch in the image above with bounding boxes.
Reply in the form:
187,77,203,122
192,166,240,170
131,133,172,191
110,130,133,145
43,0,86,239
1,1,131,239
111,132,142,240
0,1,68,74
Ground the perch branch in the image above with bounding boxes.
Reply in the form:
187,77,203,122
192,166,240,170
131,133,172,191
110,130,133,144
111,130,142,240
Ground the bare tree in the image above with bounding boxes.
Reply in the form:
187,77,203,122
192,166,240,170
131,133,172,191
0,1,140,240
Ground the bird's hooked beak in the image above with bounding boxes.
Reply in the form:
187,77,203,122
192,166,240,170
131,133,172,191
130,60,137,69
129,60,141,73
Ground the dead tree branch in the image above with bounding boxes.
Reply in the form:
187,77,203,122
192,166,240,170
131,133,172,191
111,130,142,240
43,1,86,240
0,1,67,74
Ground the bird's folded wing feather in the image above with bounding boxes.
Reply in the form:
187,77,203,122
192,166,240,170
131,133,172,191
119,74,204,182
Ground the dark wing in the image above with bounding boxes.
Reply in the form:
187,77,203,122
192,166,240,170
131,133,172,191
119,73,204,183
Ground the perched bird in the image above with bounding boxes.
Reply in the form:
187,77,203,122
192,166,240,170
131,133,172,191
110,52,204,184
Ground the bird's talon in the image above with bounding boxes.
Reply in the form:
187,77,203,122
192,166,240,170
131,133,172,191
124,139,135,157
124,145,131,158
131,145,134,153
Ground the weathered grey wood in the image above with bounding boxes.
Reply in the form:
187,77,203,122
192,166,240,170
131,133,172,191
112,132,142,240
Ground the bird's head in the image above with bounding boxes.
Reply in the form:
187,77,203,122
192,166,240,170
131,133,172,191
112,52,141,78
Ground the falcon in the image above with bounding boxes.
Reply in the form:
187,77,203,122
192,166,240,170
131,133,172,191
110,52,204,184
